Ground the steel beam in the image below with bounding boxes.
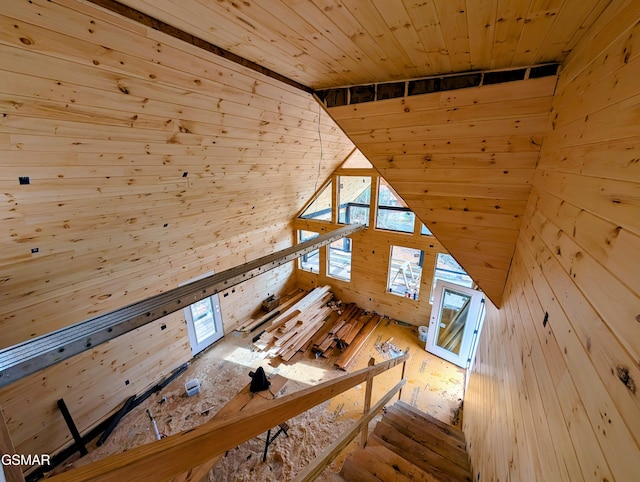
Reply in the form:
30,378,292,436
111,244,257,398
0,224,365,388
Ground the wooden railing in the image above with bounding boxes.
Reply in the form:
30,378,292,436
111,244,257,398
293,374,405,481
48,351,409,482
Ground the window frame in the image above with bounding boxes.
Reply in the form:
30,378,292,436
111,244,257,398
297,230,320,273
375,178,416,234
386,245,424,300
299,180,333,222
337,175,372,226
327,237,353,282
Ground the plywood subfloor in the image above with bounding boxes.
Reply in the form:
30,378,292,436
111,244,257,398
55,319,464,481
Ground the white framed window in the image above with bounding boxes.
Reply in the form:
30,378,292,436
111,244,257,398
298,230,320,273
337,176,371,226
327,237,352,281
179,272,224,356
387,245,424,299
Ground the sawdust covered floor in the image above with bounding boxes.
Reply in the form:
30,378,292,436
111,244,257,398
64,319,465,481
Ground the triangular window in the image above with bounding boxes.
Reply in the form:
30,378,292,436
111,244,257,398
340,150,373,169
299,180,332,222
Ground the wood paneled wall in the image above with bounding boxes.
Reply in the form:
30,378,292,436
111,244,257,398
328,76,557,306
464,2,640,480
0,0,354,460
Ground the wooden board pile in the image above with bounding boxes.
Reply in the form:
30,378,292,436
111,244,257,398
253,286,335,361
253,286,383,369
238,289,307,333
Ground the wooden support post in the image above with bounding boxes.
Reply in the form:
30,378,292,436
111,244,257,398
0,405,25,482
293,379,406,482
398,347,409,402
360,358,375,448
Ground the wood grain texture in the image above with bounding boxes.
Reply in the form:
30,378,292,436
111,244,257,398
0,0,350,464
328,77,556,306
464,3,640,481
115,0,610,89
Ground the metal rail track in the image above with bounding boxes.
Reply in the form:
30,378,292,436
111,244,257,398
0,224,365,388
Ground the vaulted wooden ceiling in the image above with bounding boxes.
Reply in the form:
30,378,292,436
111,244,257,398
109,0,613,304
117,0,611,89
2,0,615,314
328,76,556,305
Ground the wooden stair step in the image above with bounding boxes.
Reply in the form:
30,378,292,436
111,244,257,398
354,441,442,482
340,457,383,482
325,472,349,482
372,421,472,482
384,406,469,471
394,400,466,444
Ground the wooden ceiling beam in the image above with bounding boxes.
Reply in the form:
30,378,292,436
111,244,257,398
85,0,313,93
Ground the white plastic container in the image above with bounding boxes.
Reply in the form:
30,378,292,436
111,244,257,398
418,326,429,342
185,378,200,397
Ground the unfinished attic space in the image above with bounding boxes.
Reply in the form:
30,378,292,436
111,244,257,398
0,0,638,481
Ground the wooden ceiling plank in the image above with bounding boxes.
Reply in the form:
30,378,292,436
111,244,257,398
415,208,524,230
543,94,640,151
491,0,532,68
537,138,640,182
287,0,394,82
335,96,553,131
347,115,549,142
328,77,554,304
433,0,473,72
124,0,338,86
0,47,318,131
343,1,425,81
398,183,531,201
360,134,543,154
558,0,640,91
411,196,529,216
559,0,625,68
553,54,640,128
0,108,350,152
534,170,640,236
0,99,344,147
310,0,406,81
439,75,557,106
3,1,318,108
370,151,539,169
49,0,613,90
466,0,499,69
512,0,565,66
403,0,452,73
379,167,535,184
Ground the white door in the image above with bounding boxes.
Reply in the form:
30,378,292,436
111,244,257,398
180,272,224,356
426,280,484,368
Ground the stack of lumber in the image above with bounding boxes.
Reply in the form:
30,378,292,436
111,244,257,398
253,286,385,369
253,286,334,361
238,289,306,332
334,312,382,370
